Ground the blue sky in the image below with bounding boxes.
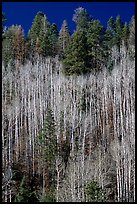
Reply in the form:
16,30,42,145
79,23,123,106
2,2,135,37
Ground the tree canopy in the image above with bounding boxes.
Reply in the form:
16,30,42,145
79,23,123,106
2,9,134,74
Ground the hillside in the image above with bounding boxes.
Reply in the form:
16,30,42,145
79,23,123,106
2,44,135,202
2,7,135,202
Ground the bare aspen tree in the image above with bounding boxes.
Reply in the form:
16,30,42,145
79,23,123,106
2,42,134,202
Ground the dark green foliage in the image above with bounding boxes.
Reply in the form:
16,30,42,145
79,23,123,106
37,108,57,163
63,16,107,75
28,12,50,55
47,23,59,56
40,191,56,202
80,88,91,112
85,181,105,202
13,26,25,64
36,108,57,193
63,30,90,75
129,16,135,46
107,60,114,73
87,20,106,69
87,20,104,47
14,176,32,202
2,25,25,68
39,33,51,57
2,7,133,75
2,25,17,68
35,108,57,196
105,15,124,50
63,7,108,75
28,12,46,41
122,22,129,47
72,7,92,31
58,20,71,58
36,17,58,57
104,16,115,49
113,15,124,48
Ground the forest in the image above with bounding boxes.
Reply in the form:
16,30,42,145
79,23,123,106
2,7,135,202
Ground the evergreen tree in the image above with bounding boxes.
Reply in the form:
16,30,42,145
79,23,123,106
37,108,57,193
39,34,51,57
2,25,25,68
122,22,129,47
13,25,25,65
63,30,89,75
104,16,115,49
113,15,124,48
48,23,59,56
85,181,105,202
14,176,31,202
2,25,18,68
129,16,135,46
72,7,92,31
128,16,135,59
58,20,71,58
28,12,50,56
39,23,58,57
87,20,105,70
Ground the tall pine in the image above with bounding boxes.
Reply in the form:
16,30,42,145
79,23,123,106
72,7,92,31
58,20,71,58
28,12,50,57
113,15,124,49
63,30,89,75
87,20,105,70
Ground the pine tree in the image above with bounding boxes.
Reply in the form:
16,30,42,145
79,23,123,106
48,23,59,57
87,20,105,70
122,22,129,48
2,25,18,68
28,12,50,56
72,7,92,31
63,30,89,75
128,16,135,59
14,176,31,202
129,16,135,46
58,20,71,58
85,181,105,202
13,25,25,65
37,108,57,193
113,15,124,48
39,23,58,57
104,16,115,49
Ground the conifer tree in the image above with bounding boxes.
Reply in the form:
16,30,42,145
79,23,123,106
48,23,59,56
14,176,31,202
85,181,105,202
104,16,115,49
63,30,89,75
13,25,25,65
87,20,105,69
28,12,50,56
129,16,135,46
128,16,135,59
2,25,18,68
122,22,129,47
37,108,57,193
113,15,124,48
58,20,71,58
62,7,93,75
39,23,58,57
72,7,92,31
